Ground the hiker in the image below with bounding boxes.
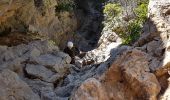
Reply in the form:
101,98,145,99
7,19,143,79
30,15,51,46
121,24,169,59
64,41,80,64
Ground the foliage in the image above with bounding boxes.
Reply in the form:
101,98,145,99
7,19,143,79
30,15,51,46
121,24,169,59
134,1,148,23
55,0,75,12
103,1,148,45
103,3,122,18
43,0,57,8
121,20,141,45
121,0,148,45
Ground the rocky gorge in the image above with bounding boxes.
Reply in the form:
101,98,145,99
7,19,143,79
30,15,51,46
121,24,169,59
0,0,170,100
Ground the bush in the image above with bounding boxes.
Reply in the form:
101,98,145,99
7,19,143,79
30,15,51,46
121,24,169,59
121,1,148,45
103,3,122,18
55,0,75,12
117,1,148,45
103,1,149,45
134,2,148,23
43,0,57,8
121,20,141,45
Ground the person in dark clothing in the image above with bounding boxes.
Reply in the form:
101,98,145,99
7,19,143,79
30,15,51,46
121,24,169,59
64,41,80,64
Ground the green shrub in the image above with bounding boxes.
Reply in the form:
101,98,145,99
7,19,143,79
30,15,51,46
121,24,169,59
103,3,122,18
119,1,148,45
103,1,148,45
43,0,57,8
121,1,148,45
134,1,148,23
121,20,141,45
55,0,75,12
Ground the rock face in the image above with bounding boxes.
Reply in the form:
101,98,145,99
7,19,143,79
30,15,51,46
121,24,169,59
72,50,161,100
0,40,74,99
126,0,170,98
71,78,109,100
25,64,55,82
135,0,170,74
80,31,122,65
133,0,170,97
0,0,77,46
0,0,170,100
0,69,40,100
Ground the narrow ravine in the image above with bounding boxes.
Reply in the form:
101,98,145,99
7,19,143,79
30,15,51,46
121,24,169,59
73,0,104,51
0,0,170,100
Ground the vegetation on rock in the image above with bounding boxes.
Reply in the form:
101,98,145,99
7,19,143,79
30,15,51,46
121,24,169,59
103,3,122,19
103,0,149,45
55,0,75,12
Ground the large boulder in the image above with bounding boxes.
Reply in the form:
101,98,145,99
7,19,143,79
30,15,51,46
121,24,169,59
71,78,109,100
0,40,74,99
30,53,71,73
103,50,161,100
0,69,40,100
72,50,161,100
25,64,55,81
0,40,59,73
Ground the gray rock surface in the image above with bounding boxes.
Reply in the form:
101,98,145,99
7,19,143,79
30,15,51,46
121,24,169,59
0,0,169,99
0,69,40,100
0,40,74,99
25,64,54,81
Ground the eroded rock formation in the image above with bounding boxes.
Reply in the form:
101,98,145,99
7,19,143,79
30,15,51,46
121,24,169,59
0,0,77,46
0,0,170,100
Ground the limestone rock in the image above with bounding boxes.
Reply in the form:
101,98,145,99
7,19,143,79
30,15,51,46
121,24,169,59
146,0,170,77
31,54,71,73
103,49,161,100
71,78,109,100
133,0,170,86
146,40,163,57
32,54,62,67
28,40,59,54
2,48,16,61
72,50,161,100
149,58,161,72
0,0,77,45
41,87,58,100
0,69,40,100
47,73,64,83
24,79,54,96
81,31,122,65
12,44,29,57
0,45,7,53
55,84,75,97
28,47,41,58
25,64,54,81
53,51,72,64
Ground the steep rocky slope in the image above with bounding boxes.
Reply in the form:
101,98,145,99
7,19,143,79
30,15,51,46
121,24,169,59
0,0,77,46
72,0,170,99
73,0,104,51
0,0,170,100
